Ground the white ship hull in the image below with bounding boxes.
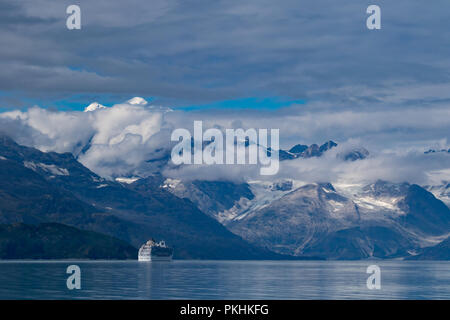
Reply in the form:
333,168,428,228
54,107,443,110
138,239,173,262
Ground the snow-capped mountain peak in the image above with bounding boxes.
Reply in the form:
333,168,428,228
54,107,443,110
126,97,148,105
84,102,107,112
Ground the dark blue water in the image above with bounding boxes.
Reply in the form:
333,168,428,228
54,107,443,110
0,260,448,299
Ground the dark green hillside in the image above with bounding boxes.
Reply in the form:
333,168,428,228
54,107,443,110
0,223,137,259
0,135,280,259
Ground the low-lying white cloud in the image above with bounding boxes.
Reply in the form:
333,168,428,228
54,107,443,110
0,98,168,178
0,98,449,186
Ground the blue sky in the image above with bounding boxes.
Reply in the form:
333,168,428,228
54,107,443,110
179,97,305,111
0,91,302,112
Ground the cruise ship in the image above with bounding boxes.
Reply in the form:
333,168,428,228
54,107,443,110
138,239,173,261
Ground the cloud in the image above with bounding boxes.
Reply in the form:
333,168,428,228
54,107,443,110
277,145,450,186
0,99,168,178
164,102,450,152
1,1,449,186
163,139,450,186
2,0,450,108
1,98,448,186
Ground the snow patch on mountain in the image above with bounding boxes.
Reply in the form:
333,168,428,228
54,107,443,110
353,196,403,212
216,197,253,223
162,178,182,189
115,177,140,184
334,182,407,220
23,161,69,176
219,180,307,223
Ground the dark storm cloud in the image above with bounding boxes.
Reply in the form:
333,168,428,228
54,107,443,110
1,0,450,108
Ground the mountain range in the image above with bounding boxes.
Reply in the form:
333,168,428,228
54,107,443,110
0,134,448,260
0,135,281,259
164,177,450,259
158,140,449,260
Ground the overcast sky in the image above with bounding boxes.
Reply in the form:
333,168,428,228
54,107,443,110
0,0,449,183
1,0,450,109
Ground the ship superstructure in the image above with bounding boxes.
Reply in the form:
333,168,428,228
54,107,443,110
138,239,173,261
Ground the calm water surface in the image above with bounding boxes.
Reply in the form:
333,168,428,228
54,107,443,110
0,260,448,299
